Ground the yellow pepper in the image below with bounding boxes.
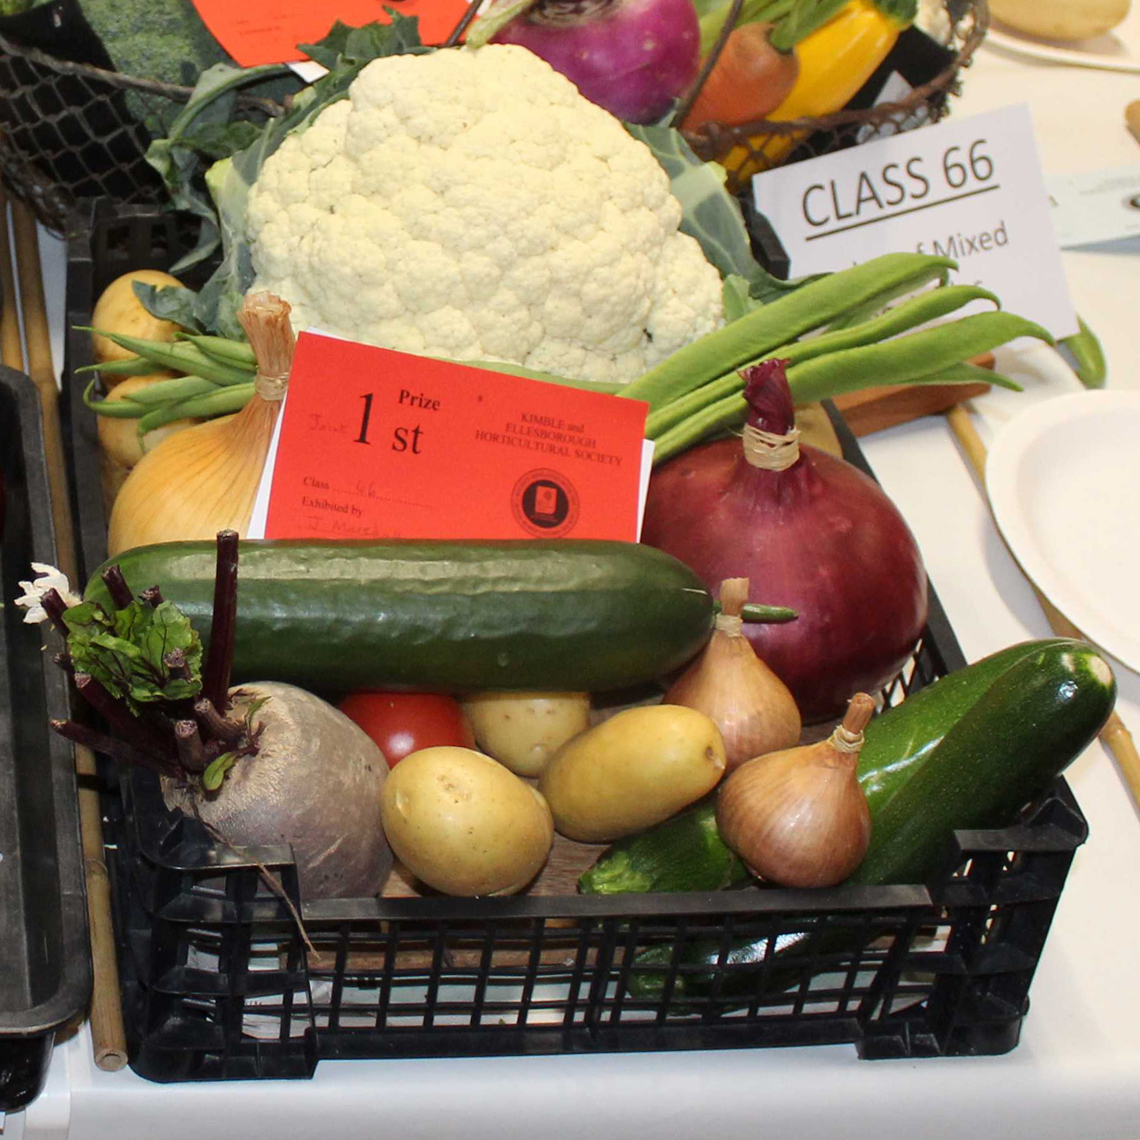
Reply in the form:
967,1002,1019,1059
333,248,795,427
720,0,916,185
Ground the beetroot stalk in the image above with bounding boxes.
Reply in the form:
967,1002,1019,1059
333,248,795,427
51,719,180,779
73,672,175,763
201,529,240,715
100,565,135,609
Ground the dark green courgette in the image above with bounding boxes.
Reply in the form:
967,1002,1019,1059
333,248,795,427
85,539,715,694
849,639,1114,886
578,799,749,895
857,637,1075,811
629,640,1116,1000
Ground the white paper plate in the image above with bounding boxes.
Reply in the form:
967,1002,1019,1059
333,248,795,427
985,390,1140,673
984,26,1140,73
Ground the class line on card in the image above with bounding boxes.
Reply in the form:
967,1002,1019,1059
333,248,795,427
805,183,1004,241
326,483,434,511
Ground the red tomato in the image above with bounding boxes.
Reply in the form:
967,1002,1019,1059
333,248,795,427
337,691,475,768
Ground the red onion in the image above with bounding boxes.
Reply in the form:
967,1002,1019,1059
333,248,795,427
490,0,701,124
641,361,928,723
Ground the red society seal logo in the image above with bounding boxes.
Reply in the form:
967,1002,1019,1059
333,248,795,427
511,469,580,537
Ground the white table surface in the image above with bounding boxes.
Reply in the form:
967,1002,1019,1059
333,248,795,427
7,23,1140,1140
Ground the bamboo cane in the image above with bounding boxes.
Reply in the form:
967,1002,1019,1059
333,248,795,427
946,402,1140,811
3,189,129,1071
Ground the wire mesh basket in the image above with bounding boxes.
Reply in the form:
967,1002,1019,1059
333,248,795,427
0,0,986,231
0,24,282,232
680,0,989,194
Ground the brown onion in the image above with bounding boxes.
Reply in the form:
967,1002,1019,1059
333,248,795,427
641,360,928,722
716,693,874,888
664,576,801,770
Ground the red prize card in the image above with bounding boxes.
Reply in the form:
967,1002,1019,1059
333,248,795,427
191,0,471,67
260,333,650,542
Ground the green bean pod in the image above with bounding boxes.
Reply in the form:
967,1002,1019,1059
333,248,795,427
75,356,165,378
820,270,960,332
83,373,227,419
446,357,623,394
136,383,255,433
81,379,140,418
111,374,222,407
652,391,747,466
1058,316,1106,389
620,252,957,411
75,327,254,386
769,284,1001,368
785,311,1047,406
645,285,1007,440
899,360,1018,388
645,371,742,439
179,333,258,370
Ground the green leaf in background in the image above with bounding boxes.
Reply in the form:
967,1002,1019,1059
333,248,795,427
624,122,760,281
747,263,831,304
132,282,203,332
722,273,762,321
297,14,430,67
146,61,294,274
64,599,203,712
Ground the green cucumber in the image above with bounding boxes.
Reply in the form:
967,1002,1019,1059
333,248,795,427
629,639,1115,1000
578,799,749,895
85,539,714,694
849,640,1114,886
857,637,1076,812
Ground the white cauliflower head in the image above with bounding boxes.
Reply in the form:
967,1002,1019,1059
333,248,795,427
245,44,724,384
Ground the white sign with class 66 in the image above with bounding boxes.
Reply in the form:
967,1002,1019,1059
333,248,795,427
751,103,1079,339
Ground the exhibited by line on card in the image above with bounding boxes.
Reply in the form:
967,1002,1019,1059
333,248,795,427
751,103,1078,339
250,332,651,543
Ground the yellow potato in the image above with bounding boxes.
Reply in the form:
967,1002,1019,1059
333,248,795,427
90,269,184,375
539,704,727,843
380,746,554,896
96,375,201,469
989,0,1129,40
461,691,591,777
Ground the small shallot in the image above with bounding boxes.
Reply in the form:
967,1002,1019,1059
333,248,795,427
664,577,801,770
716,693,875,888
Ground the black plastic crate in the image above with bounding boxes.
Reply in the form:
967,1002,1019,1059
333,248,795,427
60,201,1088,1083
0,368,91,1110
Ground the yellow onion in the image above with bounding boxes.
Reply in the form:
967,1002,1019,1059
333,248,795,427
715,693,875,888
664,576,801,770
106,293,294,557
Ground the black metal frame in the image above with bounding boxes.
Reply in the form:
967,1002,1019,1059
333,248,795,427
0,368,92,1110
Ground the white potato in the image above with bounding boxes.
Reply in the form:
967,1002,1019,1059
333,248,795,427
988,0,1130,40
462,691,591,777
97,375,201,469
91,269,183,378
381,746,554,896
539,704,727,843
